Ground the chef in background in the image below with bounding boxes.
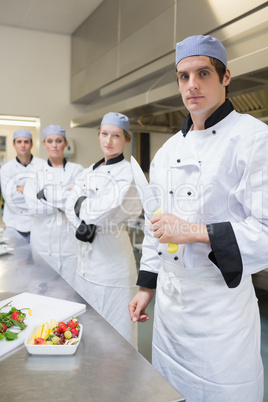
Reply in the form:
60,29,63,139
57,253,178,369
129,35,268,401
0,129,45,242
65,112,142,348
24,125,83,284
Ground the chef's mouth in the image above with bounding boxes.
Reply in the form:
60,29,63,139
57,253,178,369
188,95,204,100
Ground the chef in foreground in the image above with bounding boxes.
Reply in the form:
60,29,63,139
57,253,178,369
129,35,268,401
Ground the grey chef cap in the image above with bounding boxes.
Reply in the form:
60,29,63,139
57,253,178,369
13,129,32,140
100,112,130,133
43,125,66,139
176,35,227,67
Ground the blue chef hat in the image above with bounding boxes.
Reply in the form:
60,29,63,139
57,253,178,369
13,129,32,140
175,35,227,67
43,125,66,139
100,112,130,133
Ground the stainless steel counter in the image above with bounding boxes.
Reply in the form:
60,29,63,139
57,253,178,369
0,229,185,402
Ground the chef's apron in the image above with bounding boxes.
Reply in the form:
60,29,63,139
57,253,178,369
31,209,78,286
74,228,138,348
152,259,264,402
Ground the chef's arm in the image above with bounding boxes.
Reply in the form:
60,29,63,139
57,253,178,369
16,186,24,193
128,287,155,323
150,213,242,288
1,170,34,210
150,213,210,245
207,222,243,289
78,169,141,226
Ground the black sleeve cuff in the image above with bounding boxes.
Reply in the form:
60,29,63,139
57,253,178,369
75,221,97,243
74,196,87,218
207,222,243,288
137,270,158,289
37,189,46,200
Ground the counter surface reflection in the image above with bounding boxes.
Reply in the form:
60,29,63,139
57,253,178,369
0,228,185,402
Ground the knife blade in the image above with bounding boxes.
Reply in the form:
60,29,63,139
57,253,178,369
131,156,178,254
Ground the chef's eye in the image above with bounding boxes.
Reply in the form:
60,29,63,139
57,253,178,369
178,73,189,82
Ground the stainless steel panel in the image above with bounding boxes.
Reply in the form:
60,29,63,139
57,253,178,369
119,7,174,76
71,46,118,102
176,0,267,41
71,0,119,76
120,0,174,41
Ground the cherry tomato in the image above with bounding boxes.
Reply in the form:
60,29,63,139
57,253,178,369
0,323,7,333
11,311,24,323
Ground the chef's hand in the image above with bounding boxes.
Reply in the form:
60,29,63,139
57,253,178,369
16,186,24,193
129,287,155,323
150,213,210,244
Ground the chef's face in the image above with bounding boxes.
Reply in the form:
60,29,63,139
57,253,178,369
176,55,231,125
13,137,33,159
43,134,67,159
99,124,128,161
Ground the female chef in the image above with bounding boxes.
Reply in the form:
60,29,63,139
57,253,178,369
65,112,142,347
24,125,83,284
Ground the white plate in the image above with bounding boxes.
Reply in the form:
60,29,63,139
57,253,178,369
0,236,9,244
25,324,83,355
0,245,14,255
0,293,86,359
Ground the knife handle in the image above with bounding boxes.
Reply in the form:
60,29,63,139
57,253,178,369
153,208,179,254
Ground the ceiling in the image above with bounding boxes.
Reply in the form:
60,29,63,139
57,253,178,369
0,0,104,35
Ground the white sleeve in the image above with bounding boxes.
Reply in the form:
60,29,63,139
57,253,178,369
24,171,57,215
78,165,142,226
1,165,35,211
230,128,268,276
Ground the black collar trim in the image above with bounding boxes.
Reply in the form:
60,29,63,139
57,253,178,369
16,154,33,166
47,157,68,168
182,99,234,136
93,153,124,170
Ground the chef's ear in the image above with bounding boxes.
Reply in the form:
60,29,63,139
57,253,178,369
223,68,231,87
124,130,131,144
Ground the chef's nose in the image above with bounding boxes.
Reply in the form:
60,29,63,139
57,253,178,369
188,74,199,90
106,134,112,143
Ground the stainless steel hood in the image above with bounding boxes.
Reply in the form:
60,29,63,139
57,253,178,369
70,1,268,133
71,64,268,133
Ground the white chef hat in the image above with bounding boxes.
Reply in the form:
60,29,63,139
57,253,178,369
176,35,227,67
13,129,32,141
100,112,130,133
43,125,66,139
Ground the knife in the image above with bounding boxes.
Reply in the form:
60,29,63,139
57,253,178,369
131,156,178,254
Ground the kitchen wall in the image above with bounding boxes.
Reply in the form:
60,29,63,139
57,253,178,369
0,25,103,168
0,24,171,168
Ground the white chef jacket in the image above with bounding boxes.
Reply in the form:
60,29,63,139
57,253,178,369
24,159,83,284
137,100,267,401
65,154,142,347
0,156,45,232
